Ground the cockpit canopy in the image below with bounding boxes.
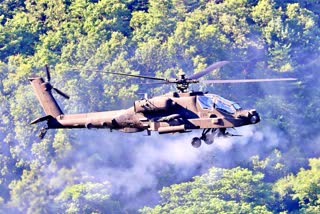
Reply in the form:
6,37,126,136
197,94,242,114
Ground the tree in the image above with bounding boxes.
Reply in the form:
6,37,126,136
141,166,274,213
55,181,121,213
291,159,320,212
273,158,320,213
0,0,25,24
0,12,40,61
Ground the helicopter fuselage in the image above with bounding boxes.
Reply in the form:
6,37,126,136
41,91,260,135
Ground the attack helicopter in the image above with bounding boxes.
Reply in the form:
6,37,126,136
29,61,296,148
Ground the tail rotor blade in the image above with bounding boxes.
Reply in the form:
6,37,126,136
45,64,51,82
42,64,71,99
53,87,70,99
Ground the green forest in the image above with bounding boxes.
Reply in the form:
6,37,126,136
1,0,320,213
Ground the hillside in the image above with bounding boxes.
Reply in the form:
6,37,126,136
0,0,320,213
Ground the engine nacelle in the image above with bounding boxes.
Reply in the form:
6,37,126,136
134,97,174,113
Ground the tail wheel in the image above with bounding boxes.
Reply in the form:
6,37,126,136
191,137,201,148
38,127,47,139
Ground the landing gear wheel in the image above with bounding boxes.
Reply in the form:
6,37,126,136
191,137,201,148
203,134,214,145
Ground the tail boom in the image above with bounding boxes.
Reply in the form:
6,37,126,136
50,111,124,129
29,77,63,117
29,75,146,136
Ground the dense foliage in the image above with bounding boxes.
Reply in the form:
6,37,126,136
141,159,320,213
0,0,319,213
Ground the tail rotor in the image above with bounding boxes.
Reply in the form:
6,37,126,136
44,65,70,100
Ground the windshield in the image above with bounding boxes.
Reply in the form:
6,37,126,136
215,96,242,114
233,103,242,110
215,99,236,114
198,94,241,114
197,95,214,110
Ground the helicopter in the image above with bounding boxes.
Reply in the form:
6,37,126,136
29,61,296,148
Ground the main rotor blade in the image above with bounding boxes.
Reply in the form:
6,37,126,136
188,61,230,80
45,64,51,82
102,71,166,81
202,78,297,84
53,87,70,99
141,81,173,85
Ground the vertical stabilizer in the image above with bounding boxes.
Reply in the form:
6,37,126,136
29,77,63,117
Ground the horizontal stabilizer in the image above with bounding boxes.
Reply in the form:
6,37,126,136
30,115,54,125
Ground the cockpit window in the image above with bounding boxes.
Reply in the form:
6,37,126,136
197,95,214,110
215,96,242,114
233,103,242,110
198,94,242,114
215,99,236,114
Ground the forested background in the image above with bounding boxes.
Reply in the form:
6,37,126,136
1,0,320,213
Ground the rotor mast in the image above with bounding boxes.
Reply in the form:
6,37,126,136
175,74,199,93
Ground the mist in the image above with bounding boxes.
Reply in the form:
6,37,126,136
50,122,284,210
